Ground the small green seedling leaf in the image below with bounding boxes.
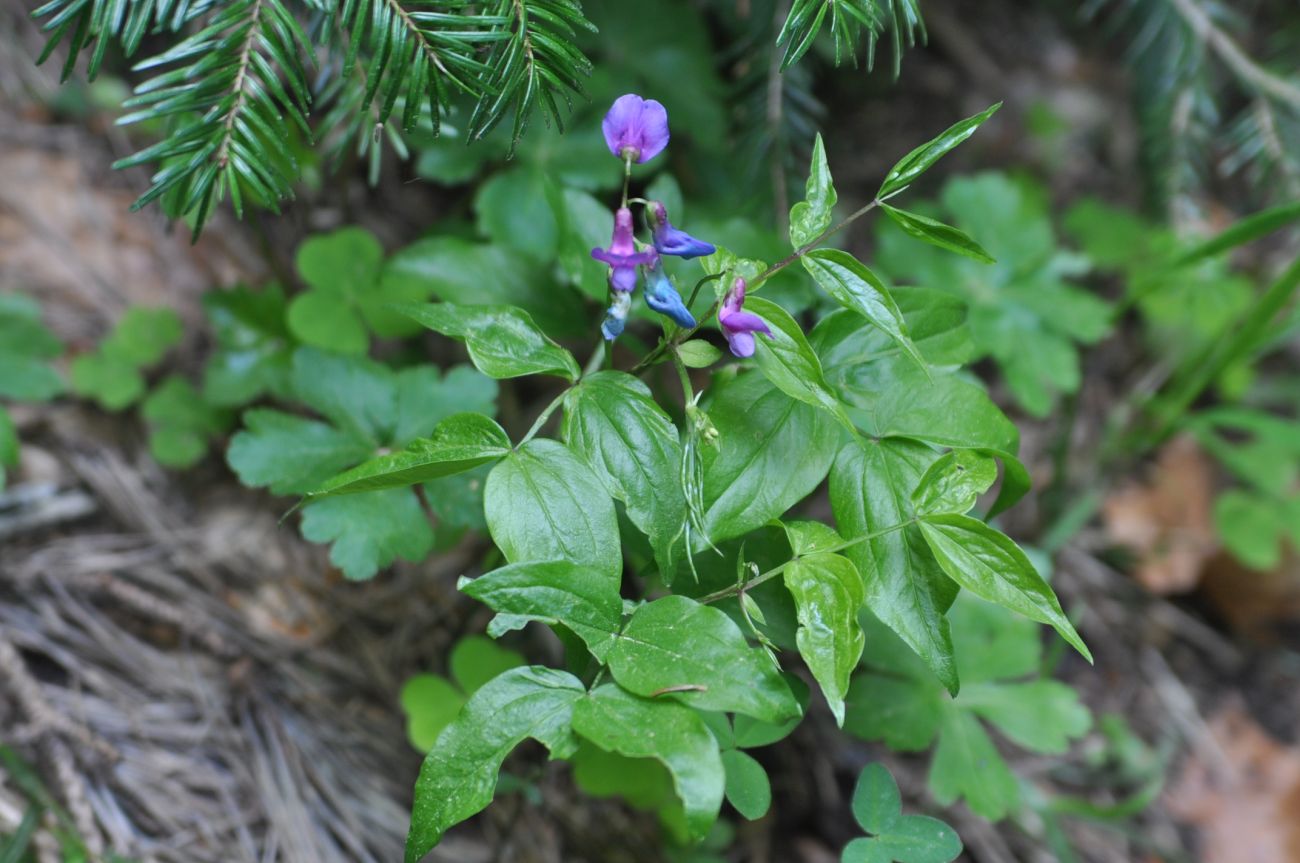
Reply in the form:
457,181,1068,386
721,749,771,820
677,339,724,368
911,450,998,516
790,133,837,247
842,763,962,863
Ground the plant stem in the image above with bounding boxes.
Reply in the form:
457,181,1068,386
621,154,633,208
750,197,885,289
697,519,912,604
518,388,569,447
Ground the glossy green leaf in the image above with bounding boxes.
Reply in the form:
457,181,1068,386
607,595,800,723
881,204,994,264
563,372,686,576
307,413,509,499
572,684,725,840
406,667,585,862
917,514,1091,663
803,250,924,371
485,439,621,584
783,520,844,556
745,296,855,432
831,438,959,694
459,561,623,661
392,365,498,447
396,302,579,381
784,553,864,725
789,133,837,247
844,674,943,753
701,373,839,544
721,749,771,821
911,450,998,516
878,103,1001,198
571,742,675,810
286,289,369,355
300,487,435,580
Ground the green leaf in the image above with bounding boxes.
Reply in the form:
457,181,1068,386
744,296,855,433
475,168,561,261
406,667,585,862
0,353,64,401
702,373,840,545
917,514,1091,663
1171,199,1300,269
0,407,16,490
911,450,998,516
721,749,771,820
803,250,924,372
784,553,865,725
141,376,232,468
1214,489,1291,570
382,236,583,337
831,438,959,694
571,742,675,810
0,295,64,403
783,520,845,556
201,284,292,407
400,675,465,752
878,103,1001,198
929,708,1019,820
881,204,995,264
845,763,963,863
563,372,686,576
290,348,396,445
227,409,372,496
449,635,526,695
101,307,183,366
286,290,370,355
556,188,619,301
607,595,800,723
396,302,579,381
959,680,1092,754
844,673,943,753
298,226,384,298
572,684,725,841
300,488,435,580
459,561,623,661
677,340,724,368
393,365,498,447
851,763,901,835
69,353,145,410
790,133,837,247
307,413,510,498
485,439,622,584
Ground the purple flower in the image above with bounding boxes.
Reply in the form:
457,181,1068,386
602,94,670,164
601,291,631,341
718,278,771,358
591,206,656,292
643,259,696,329
648,201,716,259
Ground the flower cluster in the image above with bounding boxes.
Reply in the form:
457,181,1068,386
591,94,769,357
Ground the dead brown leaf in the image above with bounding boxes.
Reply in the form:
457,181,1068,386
1166,702,1300,863
1197,548,1300,643
1103,436,1219,594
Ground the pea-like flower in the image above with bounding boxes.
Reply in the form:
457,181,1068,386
601,291,632,341
643,259,696,329
602,94,670,164
718,277,771,358
591,206,657,293
648,201,716,259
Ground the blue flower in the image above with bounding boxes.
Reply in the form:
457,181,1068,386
602,94,670,164
643,259,696,329
601,291,631,341
718,277,771,357
648,201,716,260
